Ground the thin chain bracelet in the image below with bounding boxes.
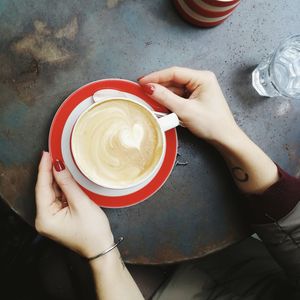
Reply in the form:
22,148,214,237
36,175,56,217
87,237,124,261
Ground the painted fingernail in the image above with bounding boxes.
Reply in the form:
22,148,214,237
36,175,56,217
137,76,144,81
54,159,65,172
142,84,155,95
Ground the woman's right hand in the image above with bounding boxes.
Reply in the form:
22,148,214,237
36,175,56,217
35,152,114,259
139,67,240,144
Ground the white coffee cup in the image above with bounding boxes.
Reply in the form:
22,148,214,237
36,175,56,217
71,97,179,190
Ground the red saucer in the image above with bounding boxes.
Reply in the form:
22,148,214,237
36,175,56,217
49,79,178,208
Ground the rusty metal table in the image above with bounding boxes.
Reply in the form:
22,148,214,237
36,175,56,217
1,0,300,264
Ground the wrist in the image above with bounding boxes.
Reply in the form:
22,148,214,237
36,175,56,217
81,232,114,258
89,248,123,274
210,124,249,150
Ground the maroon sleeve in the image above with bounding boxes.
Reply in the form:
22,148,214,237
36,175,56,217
243,166,300,224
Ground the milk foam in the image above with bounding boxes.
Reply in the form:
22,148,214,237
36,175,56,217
119,123,144,149
72,100,163,187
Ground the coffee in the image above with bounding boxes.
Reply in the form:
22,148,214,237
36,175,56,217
71,99,163,188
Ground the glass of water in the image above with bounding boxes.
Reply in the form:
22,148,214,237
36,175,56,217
252,35,300,99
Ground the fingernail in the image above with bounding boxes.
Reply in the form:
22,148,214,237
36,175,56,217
137,76,144,81
142,84,155,95
54,159,65,172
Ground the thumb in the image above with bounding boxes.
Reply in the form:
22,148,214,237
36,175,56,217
53,159,89,209
142,83,184,114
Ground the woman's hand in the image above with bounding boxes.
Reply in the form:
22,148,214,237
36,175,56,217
139,67,279,194
35,151,113,258
139,66,239,144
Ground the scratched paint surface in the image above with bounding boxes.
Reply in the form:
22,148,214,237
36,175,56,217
0,0,300,264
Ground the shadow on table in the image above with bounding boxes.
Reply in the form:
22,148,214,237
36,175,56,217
145,0,202,30
230,64,267,109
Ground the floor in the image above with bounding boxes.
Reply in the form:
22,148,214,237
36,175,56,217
0,198,173,300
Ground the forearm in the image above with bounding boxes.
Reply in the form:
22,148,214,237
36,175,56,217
90,249,144,300
213,125,279,194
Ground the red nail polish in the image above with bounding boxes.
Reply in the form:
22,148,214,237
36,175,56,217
54,159,65,172
142,84,155,95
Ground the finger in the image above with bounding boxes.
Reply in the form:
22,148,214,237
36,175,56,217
50,198,64,214
35,151,55,213
142,83,185,114
48,181,66,213
159,81,185,89
61,194,68,208
159,82,192,97
53,159,89,209
51,192,68,210
168,86,186,97
139,67,209,88
53,181,62,198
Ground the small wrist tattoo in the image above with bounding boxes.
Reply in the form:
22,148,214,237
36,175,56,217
231,167,249,182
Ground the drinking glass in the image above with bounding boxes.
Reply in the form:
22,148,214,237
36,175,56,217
252,35,300,99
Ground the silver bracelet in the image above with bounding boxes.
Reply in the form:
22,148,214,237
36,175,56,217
87,237,124,261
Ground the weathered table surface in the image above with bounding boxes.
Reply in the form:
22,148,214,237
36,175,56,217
1,0,300,264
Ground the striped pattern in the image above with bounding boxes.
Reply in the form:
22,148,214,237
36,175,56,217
174,0,240,27
202,0,240,7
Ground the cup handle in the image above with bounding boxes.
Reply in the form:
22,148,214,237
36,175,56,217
157,113,180,132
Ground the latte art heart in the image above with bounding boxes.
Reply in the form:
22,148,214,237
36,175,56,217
119,124,144,149
72,99,163,188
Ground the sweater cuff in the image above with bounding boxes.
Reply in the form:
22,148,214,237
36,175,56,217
243,166,300,224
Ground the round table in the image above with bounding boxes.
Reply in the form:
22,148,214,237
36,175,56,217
1,0,300,264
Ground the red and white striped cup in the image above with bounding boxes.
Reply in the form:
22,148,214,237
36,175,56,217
173,0,240,27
